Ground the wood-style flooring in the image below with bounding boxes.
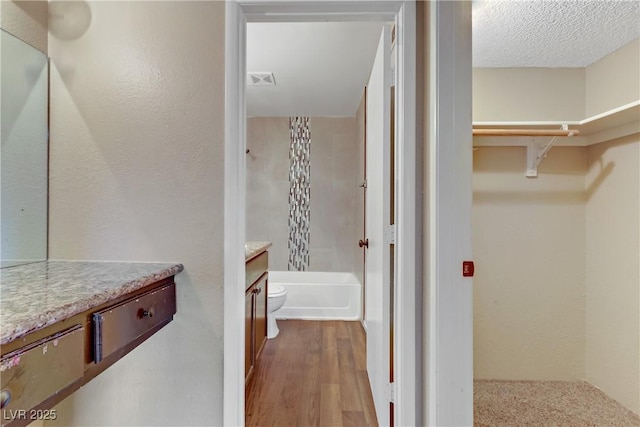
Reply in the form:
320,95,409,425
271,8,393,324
246,320,379,427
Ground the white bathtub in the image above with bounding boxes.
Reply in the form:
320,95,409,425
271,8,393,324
269,271,361,320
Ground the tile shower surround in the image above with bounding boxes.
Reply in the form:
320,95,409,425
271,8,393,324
246,117,358,273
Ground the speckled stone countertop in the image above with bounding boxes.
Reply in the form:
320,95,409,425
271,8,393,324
245,241,272,262
0,261,184,345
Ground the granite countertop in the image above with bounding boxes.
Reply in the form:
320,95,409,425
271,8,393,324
0,261,184,345
245,241,272,262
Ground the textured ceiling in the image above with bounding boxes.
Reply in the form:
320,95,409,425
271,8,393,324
473,0,640,67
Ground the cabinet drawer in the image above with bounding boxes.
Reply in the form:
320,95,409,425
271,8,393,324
0,325,84,415
93,283,176,362
246,251,268,291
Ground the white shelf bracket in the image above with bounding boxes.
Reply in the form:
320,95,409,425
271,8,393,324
525,125,569,178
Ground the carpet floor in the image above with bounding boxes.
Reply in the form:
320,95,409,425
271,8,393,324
474,380,640,427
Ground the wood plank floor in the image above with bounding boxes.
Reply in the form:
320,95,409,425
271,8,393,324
246,320,379,427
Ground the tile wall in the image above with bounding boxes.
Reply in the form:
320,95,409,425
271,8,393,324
246,116,359,273
288,117,312,270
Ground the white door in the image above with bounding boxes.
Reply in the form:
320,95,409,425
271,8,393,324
364,25,392,426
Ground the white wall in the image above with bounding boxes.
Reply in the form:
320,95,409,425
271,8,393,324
473,47,589,383
246,116,359,273
474,38,640,123
473,68,585,122
585,39,640,117
583,38,640,415
246,117,290,269
585,134,640,414
473,147,586,380
47,2,225,425
309,117,358,272
0,0,48,54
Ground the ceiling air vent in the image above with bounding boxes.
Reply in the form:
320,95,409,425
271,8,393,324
247,72,276,86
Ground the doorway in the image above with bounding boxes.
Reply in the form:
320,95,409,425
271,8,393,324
243,19,397,426
224,2,419,426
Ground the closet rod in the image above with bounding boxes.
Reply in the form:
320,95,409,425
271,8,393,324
473,129,580,137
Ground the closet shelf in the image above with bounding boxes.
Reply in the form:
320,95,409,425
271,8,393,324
473,128,579,137
473,101,639,178
473,101,640,147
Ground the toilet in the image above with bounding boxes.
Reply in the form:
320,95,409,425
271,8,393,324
267,284,287,339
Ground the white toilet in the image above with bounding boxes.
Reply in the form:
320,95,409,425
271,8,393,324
267,284,287,339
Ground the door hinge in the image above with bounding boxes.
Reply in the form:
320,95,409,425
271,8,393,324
387,67,395,88
384,224,396,245
386,382,396,403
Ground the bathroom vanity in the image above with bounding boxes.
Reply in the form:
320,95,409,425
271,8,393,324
0,261,183,427
244,242,271,387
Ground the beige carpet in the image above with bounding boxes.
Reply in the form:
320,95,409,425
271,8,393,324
474,380,640,427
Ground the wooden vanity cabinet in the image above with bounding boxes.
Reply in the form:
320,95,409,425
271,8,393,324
254,276,267,358
252,274,268,359
0,277,177,427
245,287,253,377
245,251,268,386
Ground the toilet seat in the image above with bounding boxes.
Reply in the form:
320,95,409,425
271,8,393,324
268,285,286,297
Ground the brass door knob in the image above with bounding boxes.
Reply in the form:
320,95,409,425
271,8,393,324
358,239,369,248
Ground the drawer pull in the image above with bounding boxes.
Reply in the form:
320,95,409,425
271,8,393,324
139,307,156,319
1,389,11,409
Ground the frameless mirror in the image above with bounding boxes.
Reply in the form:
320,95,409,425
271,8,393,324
0,28,49,268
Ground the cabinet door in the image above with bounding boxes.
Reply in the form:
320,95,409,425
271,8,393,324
254,273,268,359
245,288,254,381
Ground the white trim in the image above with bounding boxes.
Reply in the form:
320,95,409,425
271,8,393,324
473,101,640,147
586,121,640,145
427,7,437,423
241,1,398,21
223,2,418,426
473,120,581,126
428,1,473,426
393,2,418,426
223,2,247,425
579,100,639,125
472,100,640,127
473,136,588,147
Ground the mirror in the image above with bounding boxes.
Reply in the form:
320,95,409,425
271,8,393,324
0,29,49,268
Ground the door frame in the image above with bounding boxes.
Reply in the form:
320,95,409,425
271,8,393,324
425,2,474,426
224,1,417,426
